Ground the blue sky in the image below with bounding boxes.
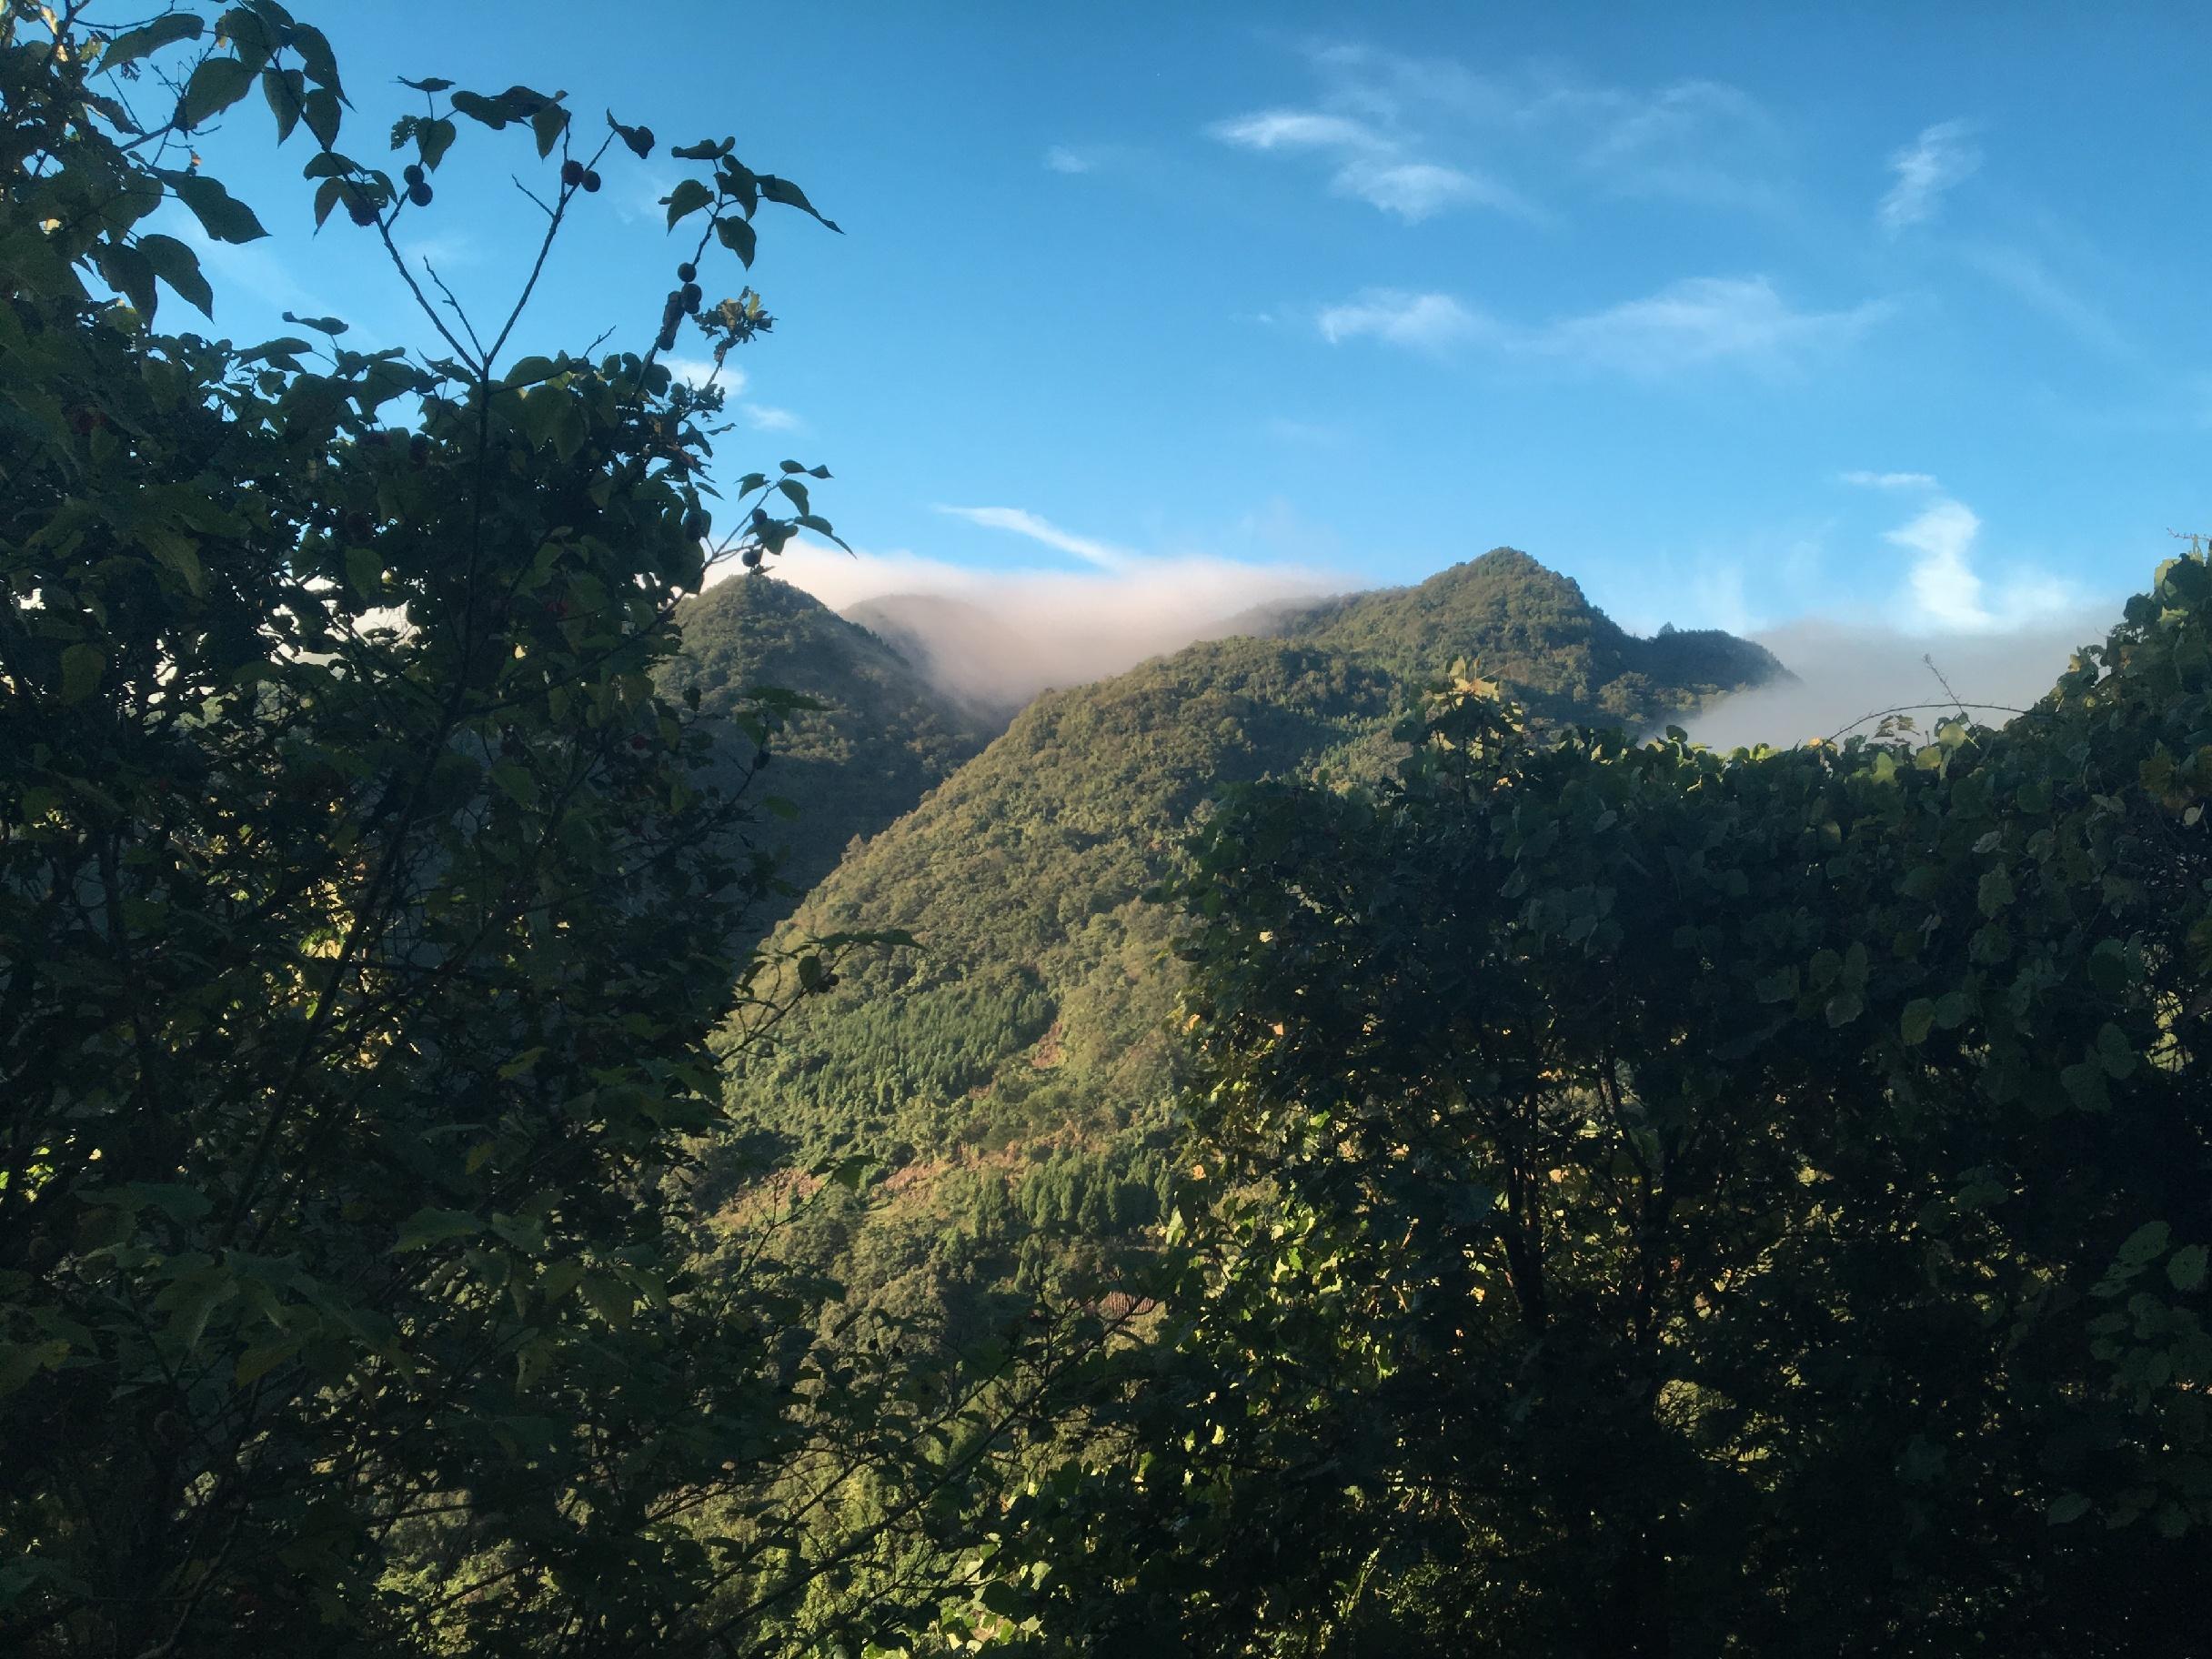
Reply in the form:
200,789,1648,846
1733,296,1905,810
184,2,2212,649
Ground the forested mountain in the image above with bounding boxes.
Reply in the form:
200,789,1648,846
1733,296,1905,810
699,548,1785,1332
659,576,993,933
1261,547,1785,727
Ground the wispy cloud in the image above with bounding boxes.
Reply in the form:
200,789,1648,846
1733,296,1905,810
1212,109,1378,153
1956,242,2133,359
934,505,1131,569
740,404,802,432
1879,119,1980,234
1842,469,1940,490
1296,44,1785,212
1322,276,1888,374
1044,145,1094,174
1533,276,1887,375
1317,290,1485,353
1210,105,1528,222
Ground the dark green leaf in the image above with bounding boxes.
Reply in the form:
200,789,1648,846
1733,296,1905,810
102,14,205,71
138,233,213,317
664,177,712,228
530,101,569,157
181,55,256,129
161,170,268,244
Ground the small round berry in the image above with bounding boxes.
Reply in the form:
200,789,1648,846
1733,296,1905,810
403,163,424,186
677,262,697,283
581,168,601,193
561,158,585,186
407,180,433,207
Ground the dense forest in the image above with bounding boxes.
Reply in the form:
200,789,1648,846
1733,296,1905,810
710,550,1784,1346
4,7,2208,1657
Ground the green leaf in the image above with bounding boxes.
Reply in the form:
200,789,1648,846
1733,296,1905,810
137,233,213,317
2046,1493,2090,1526
0,1340,72,1399
1900,999,1936,1046
162,170,269,244
262,66,305,142
1934,990,1970,1030
1976,867,2015,918
580,1272,633,1329
394,1208,481,1251
235,1339,303,1387
2060,1061,2109,1113
181,55,256,129
715,214,756,266
301,86,342,150
290,25,343,95
417,116,457,171
344,545,380,602
757,173,841,232
1754,967,1798,1006
530,101,569,157
103,14,205,72
664,177,712,228
489,761,538,809
449,89,509,130
58,643,104,704
2117,1220,2171,1267
2167,1243,2208,1293
96,239,156,318
2095,1022,2137,1081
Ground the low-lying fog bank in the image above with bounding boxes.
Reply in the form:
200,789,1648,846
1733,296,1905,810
1688,611,2114,751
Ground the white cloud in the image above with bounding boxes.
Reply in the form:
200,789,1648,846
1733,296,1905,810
1891,499,1991,628
1044,145,1093,174
666,357,743,393
740,404,801,431
1209,105,1528,222
1317,289,1485,352
1842,469,1939,490
1295,45,1783,211
1330,158,1500,220
1212,109,1383,153
934,505,1132,569
1880,119,1981,233
1531,276,1888,375
1530,276,1893,374
1326,276,1886,373
743,539,1342,710
1884,495,2077,633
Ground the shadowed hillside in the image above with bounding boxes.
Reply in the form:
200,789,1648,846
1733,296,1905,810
659,576,994,936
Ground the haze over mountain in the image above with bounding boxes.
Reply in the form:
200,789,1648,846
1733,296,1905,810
682,548,1785,1332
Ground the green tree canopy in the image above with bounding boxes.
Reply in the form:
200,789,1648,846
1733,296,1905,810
0,7,1038,1654
988,559,2212,1655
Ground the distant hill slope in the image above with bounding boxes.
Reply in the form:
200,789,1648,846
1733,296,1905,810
710,550,1787,1333
1268,547,1787,727
659,576,994,936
